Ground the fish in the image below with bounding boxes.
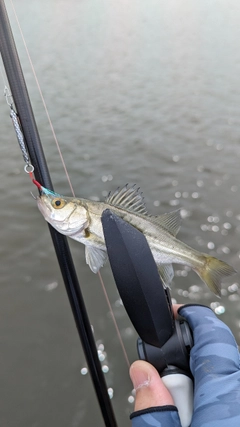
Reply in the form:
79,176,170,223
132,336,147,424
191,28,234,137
36,183,236,296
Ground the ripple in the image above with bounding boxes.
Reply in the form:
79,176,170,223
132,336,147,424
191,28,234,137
102,174,113,182
215,306,225,315
228,294,240,302
123,327,135,338
223,222,232,230
192,192,199,199
180,209,191,219
207,242,215,249
228,283,239,292
81,367,88,375
210,302,226,314
97,342,104,351
207,216,215,223
169,199,180,206
172,155,180,162
98,352,106,362
206,139,214,146
188,285,201,293
108,388,114,399
216,143,223,151
195,236,205,246
45,281,58,291
222,246,230,254
114,298,123,307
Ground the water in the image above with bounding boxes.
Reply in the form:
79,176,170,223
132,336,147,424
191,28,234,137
1,0,240,425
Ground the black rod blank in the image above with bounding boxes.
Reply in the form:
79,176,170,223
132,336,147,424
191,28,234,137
0,1,117,426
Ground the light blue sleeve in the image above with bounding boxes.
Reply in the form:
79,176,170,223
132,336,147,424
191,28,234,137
130,304,240,427
179,304,240,427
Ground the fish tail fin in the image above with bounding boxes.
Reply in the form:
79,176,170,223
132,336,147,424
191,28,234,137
196,255,236,297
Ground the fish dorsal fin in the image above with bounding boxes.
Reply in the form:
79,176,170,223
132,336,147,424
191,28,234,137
105,184,148,215
151,209,182,236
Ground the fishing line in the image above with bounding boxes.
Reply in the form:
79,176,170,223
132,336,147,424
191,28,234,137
8,0,130,369
98,271,130,369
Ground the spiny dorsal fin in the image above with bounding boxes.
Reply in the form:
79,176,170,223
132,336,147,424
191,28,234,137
105,184,148,215
151,209,182,236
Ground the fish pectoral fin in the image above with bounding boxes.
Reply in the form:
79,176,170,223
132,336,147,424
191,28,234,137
85,246,108,273
152,209,182,236
158,264,174,287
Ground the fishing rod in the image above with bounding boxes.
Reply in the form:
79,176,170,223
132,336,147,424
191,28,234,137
0,1,117,426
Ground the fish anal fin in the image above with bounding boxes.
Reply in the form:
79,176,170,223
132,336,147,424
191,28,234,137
85,246,108,273
158,264,174,287
152,209,182,236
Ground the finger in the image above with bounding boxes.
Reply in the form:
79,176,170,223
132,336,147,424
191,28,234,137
172,304,184,318
129,360,174,411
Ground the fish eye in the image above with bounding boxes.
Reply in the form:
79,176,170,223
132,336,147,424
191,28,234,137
51,198,66,209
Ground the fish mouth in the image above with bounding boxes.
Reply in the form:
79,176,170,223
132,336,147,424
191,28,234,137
37,196,52,220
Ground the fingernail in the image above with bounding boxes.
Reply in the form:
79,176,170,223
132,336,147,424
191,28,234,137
130,364,151,391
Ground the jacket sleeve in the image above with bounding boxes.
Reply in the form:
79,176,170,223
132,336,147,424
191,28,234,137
130,405,182,427
179,304,240,427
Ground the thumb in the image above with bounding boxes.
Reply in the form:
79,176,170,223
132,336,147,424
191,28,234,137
129,360,174,411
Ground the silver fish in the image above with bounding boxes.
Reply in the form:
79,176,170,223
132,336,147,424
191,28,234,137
37,184,236,296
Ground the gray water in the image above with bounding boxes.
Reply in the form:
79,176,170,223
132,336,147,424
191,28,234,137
1,0,240,426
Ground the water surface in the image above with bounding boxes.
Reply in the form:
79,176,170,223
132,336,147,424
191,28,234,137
1,1,240,426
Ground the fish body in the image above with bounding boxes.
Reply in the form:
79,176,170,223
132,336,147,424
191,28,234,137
37,184,236,296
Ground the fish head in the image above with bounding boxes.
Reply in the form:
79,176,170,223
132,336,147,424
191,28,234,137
37,186,89,236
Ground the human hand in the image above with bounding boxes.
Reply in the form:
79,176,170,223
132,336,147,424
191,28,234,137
129,304,240,427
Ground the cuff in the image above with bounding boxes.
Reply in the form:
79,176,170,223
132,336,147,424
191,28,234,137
130,406,181,427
